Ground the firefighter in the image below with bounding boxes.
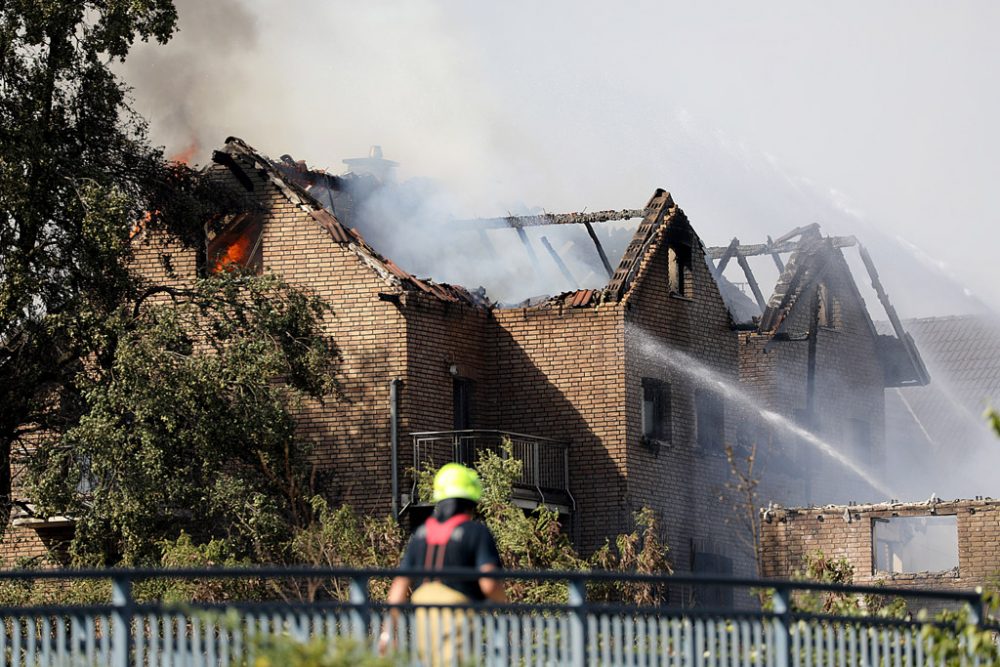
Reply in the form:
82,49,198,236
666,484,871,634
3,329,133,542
379,463,506,662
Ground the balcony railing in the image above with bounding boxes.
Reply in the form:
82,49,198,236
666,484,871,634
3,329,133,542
410,430,574,511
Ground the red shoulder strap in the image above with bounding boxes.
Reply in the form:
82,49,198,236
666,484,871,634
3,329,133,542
424,513,472,546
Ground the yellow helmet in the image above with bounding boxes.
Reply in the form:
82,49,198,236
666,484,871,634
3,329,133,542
432,463,482,503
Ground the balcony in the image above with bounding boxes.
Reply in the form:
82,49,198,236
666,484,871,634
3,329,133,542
407,430,574,514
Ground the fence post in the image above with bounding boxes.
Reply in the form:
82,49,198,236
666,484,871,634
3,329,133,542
772,585,792,667
532,441,540,487
111,573,134,667
965,590,985,630
349,575,371,646
568,577,588,667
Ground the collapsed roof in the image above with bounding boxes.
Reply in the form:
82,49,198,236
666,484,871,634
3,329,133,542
205,137,928,387
706,225,929,388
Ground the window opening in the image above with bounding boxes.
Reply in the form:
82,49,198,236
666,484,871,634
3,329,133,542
817,283,830,327
873,515,958,575
641,378,671,445
206,214,264,275
695,390,724,452
668,245,693,296
690,540,734,608
666,224,694,297
453,378,473,430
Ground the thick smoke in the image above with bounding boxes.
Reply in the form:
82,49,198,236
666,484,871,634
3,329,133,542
122,0,258,162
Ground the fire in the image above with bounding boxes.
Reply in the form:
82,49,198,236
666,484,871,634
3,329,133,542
168,140,200,166
130,209,160,239
212,234,253,273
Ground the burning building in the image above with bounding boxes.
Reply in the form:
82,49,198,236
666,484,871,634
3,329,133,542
3,137,931,589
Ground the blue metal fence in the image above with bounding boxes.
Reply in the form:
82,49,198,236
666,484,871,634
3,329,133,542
0,566,991,666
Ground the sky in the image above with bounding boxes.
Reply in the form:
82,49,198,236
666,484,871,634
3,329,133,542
122,1,1000,317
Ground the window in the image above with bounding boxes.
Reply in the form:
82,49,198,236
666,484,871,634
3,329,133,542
641,378,671,445
695,390,724,452
873,515,958,575
690,540,734,608
453,378,473,430
205,213,264,275
816,283,831,327
667,245,692,296
815,282,842,329
666,223,694,297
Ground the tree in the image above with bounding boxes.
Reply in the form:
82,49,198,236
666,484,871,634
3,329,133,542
27,274,339,564
0,0,183,526
723,441,763,576
0,1,340,561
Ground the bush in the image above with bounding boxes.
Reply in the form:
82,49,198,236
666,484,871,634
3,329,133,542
250,636,396,667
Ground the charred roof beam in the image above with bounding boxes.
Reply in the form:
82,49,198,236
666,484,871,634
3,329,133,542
450,208,650,230
706,235,856,260
856,242,931,386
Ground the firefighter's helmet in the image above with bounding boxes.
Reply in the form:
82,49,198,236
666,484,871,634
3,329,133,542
432,463,483,503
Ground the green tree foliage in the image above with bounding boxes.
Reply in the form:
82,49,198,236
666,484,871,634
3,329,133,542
0,1,340,561
918,589,1000,666
25,273,338,564
0,0,187,525
415,442,672,603
250,636,395,667
289,497,405,602
986,407,1000,438
779,550,906,617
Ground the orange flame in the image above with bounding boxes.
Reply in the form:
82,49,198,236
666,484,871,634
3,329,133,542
168,140,200,166
130,209,160,239
212,235,253,273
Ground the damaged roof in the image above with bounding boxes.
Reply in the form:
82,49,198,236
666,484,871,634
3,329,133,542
707,224,929,387
213,137,489,308
227,137,692,311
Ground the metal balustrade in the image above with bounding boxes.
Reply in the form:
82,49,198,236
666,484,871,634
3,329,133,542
0,567,992,666
410,430,574,511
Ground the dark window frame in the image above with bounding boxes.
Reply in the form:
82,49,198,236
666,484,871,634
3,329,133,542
641,378,671,447
205,213,264,276
690,540,735,608
452,378,474,430
695,389,725,453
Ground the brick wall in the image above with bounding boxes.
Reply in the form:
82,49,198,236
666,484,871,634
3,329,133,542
740,250,887,509
761,499,1000,592
623,226,752,580
132,159,411,517
492,304,626,553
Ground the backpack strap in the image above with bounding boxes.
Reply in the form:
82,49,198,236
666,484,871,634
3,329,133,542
422,514,472,570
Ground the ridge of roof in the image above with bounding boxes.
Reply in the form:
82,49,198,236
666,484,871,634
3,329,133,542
609,189,679,303
219,137,488,308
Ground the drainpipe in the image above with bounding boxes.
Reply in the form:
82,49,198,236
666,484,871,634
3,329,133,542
390,379,403,520
804,286,821,506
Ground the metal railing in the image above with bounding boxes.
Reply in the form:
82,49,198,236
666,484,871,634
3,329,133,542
411,430,574,510
0,566,992,666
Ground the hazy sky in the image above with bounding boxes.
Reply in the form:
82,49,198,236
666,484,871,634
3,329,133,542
124,1,1000,316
